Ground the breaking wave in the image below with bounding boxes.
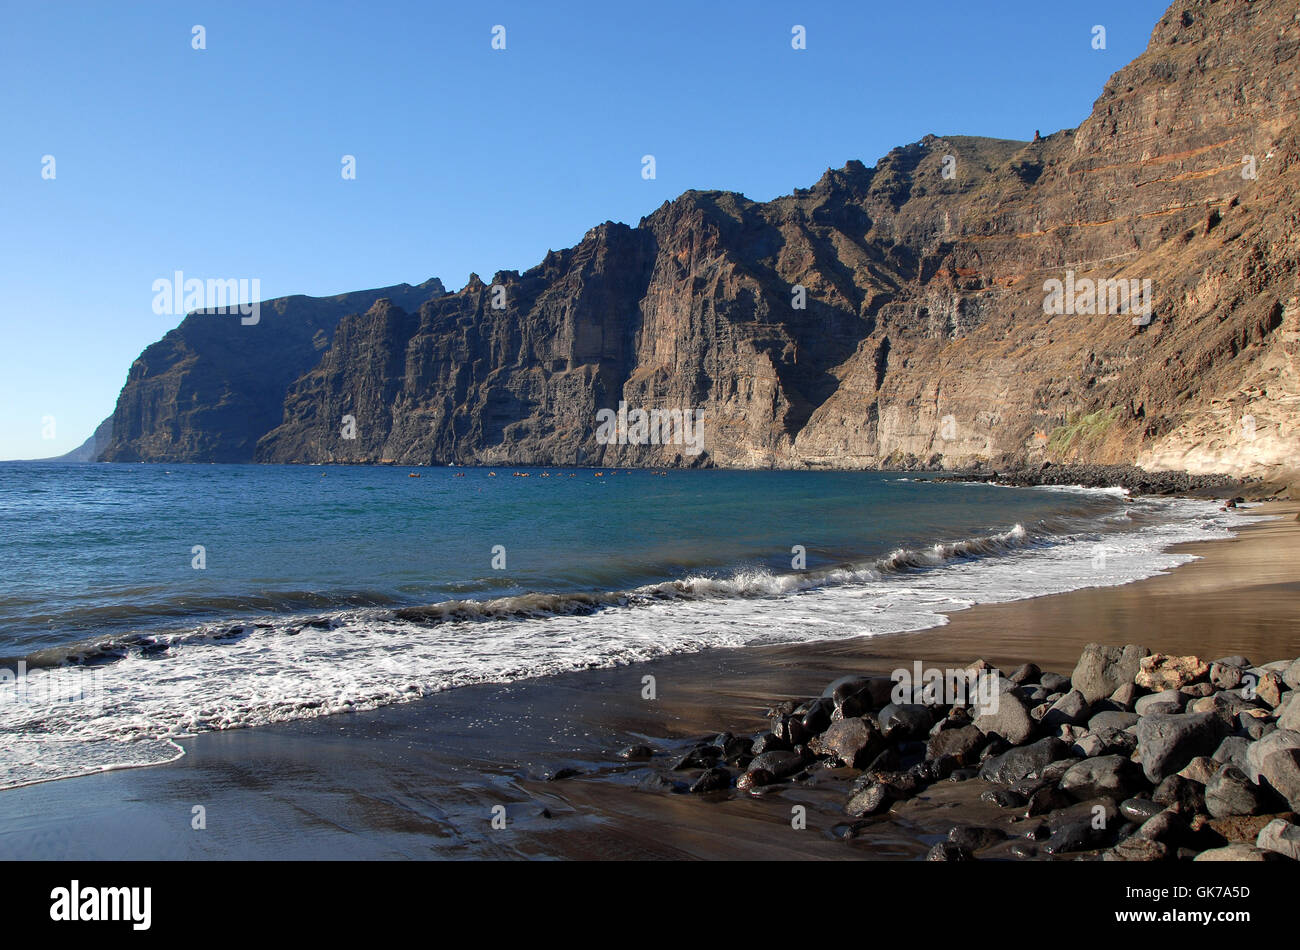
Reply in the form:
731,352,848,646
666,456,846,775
0,492,1248,789
394,523,1033,625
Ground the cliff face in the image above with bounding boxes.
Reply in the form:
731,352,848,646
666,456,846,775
789,0,1300,479
256,228,658,465
101,280,445,462
108,0,1300,479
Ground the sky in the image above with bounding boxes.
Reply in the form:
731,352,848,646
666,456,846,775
0,0,1172,460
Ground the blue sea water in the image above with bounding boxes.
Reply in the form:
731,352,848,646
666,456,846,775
0,462,1235,788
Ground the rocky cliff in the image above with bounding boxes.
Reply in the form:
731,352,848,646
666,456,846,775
104,0,1300,480
101,280,445,462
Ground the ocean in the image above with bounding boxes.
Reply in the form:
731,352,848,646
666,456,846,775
0,462,1236,789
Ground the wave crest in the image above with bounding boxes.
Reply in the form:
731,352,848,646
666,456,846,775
396,523,1033,626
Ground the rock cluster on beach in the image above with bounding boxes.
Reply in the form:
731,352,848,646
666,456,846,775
928,464,1251,497
625,644,1300,861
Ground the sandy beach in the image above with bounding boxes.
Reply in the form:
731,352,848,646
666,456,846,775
1,501,1295,861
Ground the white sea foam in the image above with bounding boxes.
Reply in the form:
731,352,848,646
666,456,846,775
0,494,1253,789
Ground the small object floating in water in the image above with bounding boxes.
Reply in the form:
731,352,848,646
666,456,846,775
408,473,421,478
594,472,604,477
488,472,496,477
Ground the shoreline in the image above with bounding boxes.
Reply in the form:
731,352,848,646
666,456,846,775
0,502,1296,859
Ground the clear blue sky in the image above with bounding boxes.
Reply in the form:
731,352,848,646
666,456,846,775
0,0,1171,460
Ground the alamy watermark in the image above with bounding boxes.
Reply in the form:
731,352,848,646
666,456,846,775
890,661,1000,714
50,880,150,930
595,401,705,455
152,271,261,325
1,662,104,711
1043,270,1152,325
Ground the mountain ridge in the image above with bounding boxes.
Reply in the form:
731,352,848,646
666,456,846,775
100,0,1300,481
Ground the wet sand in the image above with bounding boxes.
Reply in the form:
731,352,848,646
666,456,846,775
1,503,1296,860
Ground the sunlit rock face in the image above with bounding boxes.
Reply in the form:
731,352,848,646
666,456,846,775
107,1,1300,481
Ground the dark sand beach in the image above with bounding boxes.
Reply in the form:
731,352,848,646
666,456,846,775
2,502,1296,861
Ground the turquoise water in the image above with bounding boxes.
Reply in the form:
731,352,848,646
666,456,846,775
0,462,1234,788
1,463,1106,652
